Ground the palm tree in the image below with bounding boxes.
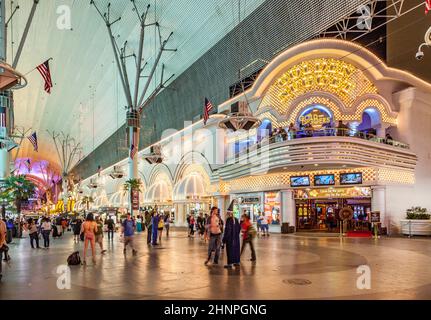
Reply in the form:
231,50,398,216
1,175,36,237
81,196,94,211
2,175,36,216
123,178,142,191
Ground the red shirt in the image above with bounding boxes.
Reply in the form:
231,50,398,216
241,219,251,240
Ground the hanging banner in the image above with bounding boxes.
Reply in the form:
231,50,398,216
132,189,140,210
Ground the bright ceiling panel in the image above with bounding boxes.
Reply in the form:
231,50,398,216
6,0,265,170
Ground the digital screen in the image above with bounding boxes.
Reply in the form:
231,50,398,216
340,173,363,185
290,176,310,187
314,174,335,186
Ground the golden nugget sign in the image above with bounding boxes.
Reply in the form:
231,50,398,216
274,58,377,106
299,108,331,130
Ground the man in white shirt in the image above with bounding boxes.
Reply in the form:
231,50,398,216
41,218,52,248
260,214,269,237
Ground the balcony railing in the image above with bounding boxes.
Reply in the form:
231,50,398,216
230,127,409,160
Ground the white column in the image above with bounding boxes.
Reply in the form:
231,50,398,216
215,128,226,165
128,126,139,216
216,195,228,221
281,190,296,231
0,148,9,180
371,186,386,228
175,203,185,227
62,174,68,213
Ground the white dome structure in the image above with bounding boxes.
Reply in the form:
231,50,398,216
144,180,172,204
173,173,208,202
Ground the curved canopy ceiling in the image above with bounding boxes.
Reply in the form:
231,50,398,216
7,0,265,169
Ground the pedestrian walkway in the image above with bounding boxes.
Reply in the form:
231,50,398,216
1,230,431,300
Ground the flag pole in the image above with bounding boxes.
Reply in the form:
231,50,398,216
23,57,53,76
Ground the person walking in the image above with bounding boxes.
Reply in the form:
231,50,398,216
222,210,241,269
145,211,152,244
188,213,196,238
164,213,171,238
0,218,8,281
151,212,160,246
105,216,115,241
55,216,63,238
27,218,40,249
204,207,222,266
122,213,137,255
61,218,68,235
157,213,165,244
197,212,205,240
73,218,82,242
240,214,257,262
95,216,107,255
41,217,52,249
81,213,98,264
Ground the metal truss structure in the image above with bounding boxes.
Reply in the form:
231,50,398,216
48,131,82,178
10,126,32,162
231,0,425,99
319,0,424,41
90,0,176,118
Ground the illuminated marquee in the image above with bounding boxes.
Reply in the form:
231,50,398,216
259,58,377,115
294,187,372,199
298,107,332,129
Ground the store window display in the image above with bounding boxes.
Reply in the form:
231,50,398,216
264,192,281,225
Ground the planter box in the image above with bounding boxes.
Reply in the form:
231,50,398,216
400,219,431,236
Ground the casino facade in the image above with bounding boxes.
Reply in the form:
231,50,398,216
78,39,431,235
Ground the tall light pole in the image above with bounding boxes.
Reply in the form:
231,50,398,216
91,0,176,216
0,0,38,182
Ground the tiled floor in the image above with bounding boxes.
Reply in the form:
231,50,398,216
1,230,430,300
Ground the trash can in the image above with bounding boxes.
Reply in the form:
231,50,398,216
281,222,289,234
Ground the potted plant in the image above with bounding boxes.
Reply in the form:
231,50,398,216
400,207,431,236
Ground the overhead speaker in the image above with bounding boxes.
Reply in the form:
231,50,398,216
219,101,261,132
88,178,98,189
143,145,163,164
109,166,125,179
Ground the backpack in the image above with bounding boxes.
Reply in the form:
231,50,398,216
158,218,165,229
67,251,81,266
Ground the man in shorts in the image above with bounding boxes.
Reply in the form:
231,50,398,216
95,216,107,254
122,213,137,256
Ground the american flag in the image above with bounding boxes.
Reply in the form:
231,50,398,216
27,131,38,152
36,60,53,94
0,107,6,127
203,97,213,125
426,0,431,14
130,128,138,160
25,159,32,173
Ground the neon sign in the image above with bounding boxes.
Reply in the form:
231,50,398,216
298,107,332,130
